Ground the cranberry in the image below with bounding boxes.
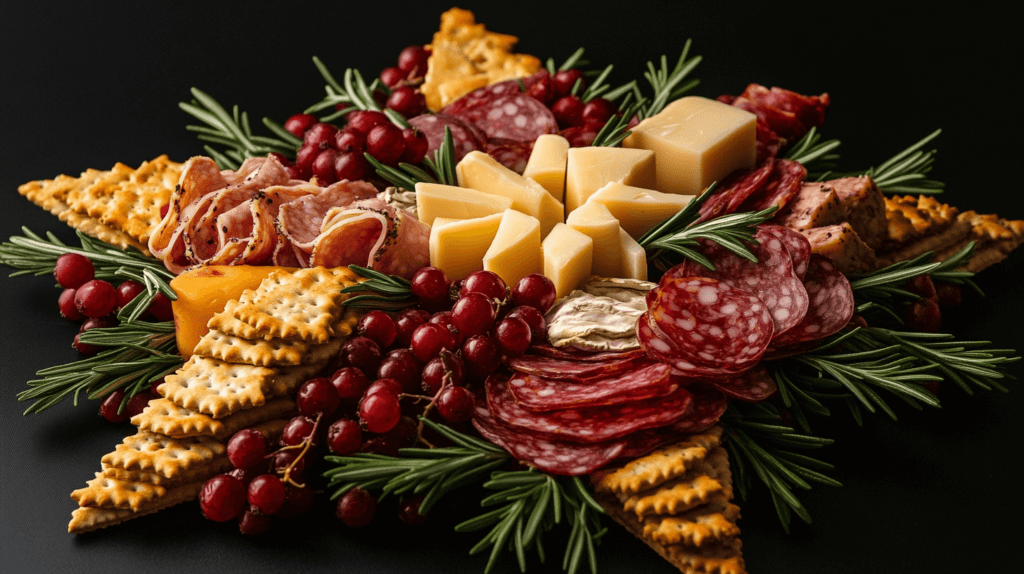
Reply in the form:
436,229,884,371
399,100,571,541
436,385,474,423
552,96,585,127
394,309,431,347
248,474,286,515
346,110,390,135
283,113,319,138
74,279,117,318
507,306,546,343
494,317,532,356
284,165,305,180
336,487,377,527
99,389,129,423
276,484,316,518
124,391,155,418
512,274,557,313
904,299,942,333
271,450,307,480
411,267,451,308
334,151,371,181
73,333,101,355
295,144,320,175
581,98,619,126
115,280,145,309
398,494,428,526
302,122,339,151
365,123,406,165
331,367,371,401
360,393,402,434
81,315,117,332
429,311,462,346
461,334,501,378
147,291,174,322
312,149,340,184
380,66,406,89
228,428,267,469
238,508,272,536
357,310,397,348
410,323,455,362
364,378,403,398
552,69,587,98
526,75,555,106
338,336,382,378
397,46,431,76
452,292,497,338
297,377,340,417
280,416,317,447
149,376,166,396
460,271,508,302
335,128,366,153
200,474,247,522
327,418,363,455
54,253,94,289
904,275,938,302
228,465,267,490
59,288,83,321
376,349,421,393
935,283,962,307
400,128,429,164
386,86,427,118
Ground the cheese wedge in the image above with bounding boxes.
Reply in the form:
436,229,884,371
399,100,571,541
564,147,656,213
566,202,622,278
587,181,693,239
456,151,564,236
618,228,648,280
429,214,504,281
542,223,594,299
482,209,542,288
522,134,570,202
414,182,513,227
623,96,756,196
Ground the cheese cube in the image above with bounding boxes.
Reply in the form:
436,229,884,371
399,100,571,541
565,201,621,278
456,151,565,237
542,223,594,299
618,228,648,281
564,147,656,213
522,134,570,202
483,209,542,288
622,96,756,196
429,214,504,281
587,181,693,239
414,182,513,227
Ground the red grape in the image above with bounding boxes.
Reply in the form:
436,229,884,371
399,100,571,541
394,309,431,347
436,385,474,423
380,66,406,89
365,123,406,165
360,393,402,434
552,96,585,127
331,367,371,401
303,122,339,150
552,69,587,98
327,418,362,455
283,113,318,137
74,279,116,318
248,474,286,515
494,317,532,356
357,310,397,348
338,336,382,378
397,46,430,76
452,292,497,338
334,151,371,181
227,429,267,469
460,271,507,302
59,288,83,321
507,306,546,343
336,487,377,527
312,149,340,184
335,128,366,153
398,494,428,526
512,274,556,313
410,323,455,362
238,507,272,536
461,334,501,378
200,474,247,522
411,267,451,308
581,98,619,126
297,377,340,417
99,389,129,423
280,416,317,447
54,253,94,289
376,349,422,393
347,110,389,135
115,280,145,309
400,128,429,164
386,86,426,118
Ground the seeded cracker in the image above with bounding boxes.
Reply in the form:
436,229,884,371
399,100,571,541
158,356,274,418
131,397,297,440
594,426,723,495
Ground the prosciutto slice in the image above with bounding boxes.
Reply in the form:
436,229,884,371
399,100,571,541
311,199,430,278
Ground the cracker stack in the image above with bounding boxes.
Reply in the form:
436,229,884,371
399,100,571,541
592,426,747,574
17,155,181,256
68,267,361,534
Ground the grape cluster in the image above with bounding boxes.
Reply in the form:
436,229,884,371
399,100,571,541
524,69,625,146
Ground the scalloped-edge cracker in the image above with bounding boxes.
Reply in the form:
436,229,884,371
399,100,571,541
594,426,723,495
59,208,151,254
194,311,353,367
158,356,273,418
18,170,107,215
71,472,167,512
131,397,297,440
100,458,232,486
619,448,732,518
99,432,225,479
206,301,266,340
68,482,202,534
642,500,742,547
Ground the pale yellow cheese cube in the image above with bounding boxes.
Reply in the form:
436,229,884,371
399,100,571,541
482,209,542,288
456,151,564,237
522,134,570,202
429,214,504,281
564,147,656,213
414,182,513,227
542,223,594,299
587,181,694,239
622,96,756,196
565,202,621,278
618,228,648,281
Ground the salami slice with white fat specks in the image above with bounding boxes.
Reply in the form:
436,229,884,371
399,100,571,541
758,224,811,280
770,254,854,347
506,354,644,382
457,93,559,142
528,343,646,362
617,427,690,460
486,138,534,174
471,384,624,476
662,226,809,336
636,312,748,379
407,114,484,161
671,386,729,433
486,373,693,444
441,70,550,118
709,364,777,402
508,362,674,412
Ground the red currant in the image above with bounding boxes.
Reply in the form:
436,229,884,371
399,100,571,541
461,334,501,378
347,110,389,135
394,309,431,347
74,279,116,318
331,367,370,401
460,271,508,302
280,416,317,447
200,474,247,522
400,128,429,164
334,151,371,181
303,122,339,151
357,310,397,348
115,280,145,309
124,391,155,418
452,292,497,338
512,274,557,313
365,123,406,165
335,128,366,153
283,113,318,138
377,348,423,393
147,291,174,322
364,378,403,398
227,429,267,469
297,377,340,417
99,389,129,423
59,288,83,321
397,46,431,76
336,487,377,527
327,418,362,455
360,393,402,434
526,75,555,106
248,474,286,515
552,69,587,98
410,323,455,362
380,66,406,89
552,96,585,127
398,494,428,526
338,336,382,378
54,253,94,289
494,317,532,356
238,507,272,536
581,98,619,126
312,149,340,184
436,385,474,423
507,306,546,344
386,86,426,118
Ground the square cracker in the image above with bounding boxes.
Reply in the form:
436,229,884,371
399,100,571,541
158,355,274,418
71,472,166,512
196,308,358,367
66,162,135,221
106,155,181,243
595,426,723,495
99,431,225,480
132,397,296,440
69,481,203,534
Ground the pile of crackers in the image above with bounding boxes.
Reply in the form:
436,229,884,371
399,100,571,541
69,267,361,533
17,156,181,256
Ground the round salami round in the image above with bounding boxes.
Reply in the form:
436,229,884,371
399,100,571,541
770,254,854,347
451,93,558,143
486,138,534,174
441,70,550,118
671,385,729,433
485,373,693,444
636,312,748,379
709,364,777,402
508,362,674,412
758,224,811,280
407,113,484,161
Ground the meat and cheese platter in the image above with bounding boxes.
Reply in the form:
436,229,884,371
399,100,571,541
1,4,1021,574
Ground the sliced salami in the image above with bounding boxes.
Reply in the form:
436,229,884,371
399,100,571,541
508,362,674,412
636,312,748,379
506,354,644,382
486,138,534,174
407,113,484,161
527,343,646,362
454,93,558,143
617,427,688,460
671,386,729,433
486,374,693,444
770,254,854,347
471,389,625,476
698,158,775,222
709,364,777,402
738,159,806,214
441,70,549,118
758,224,811,280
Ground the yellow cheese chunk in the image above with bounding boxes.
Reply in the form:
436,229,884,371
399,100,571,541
429,213,504,281
456,151,564,237
622,96,756,196
565,202,621,278
482,209,542,288
414,182,513,227
169,266,292,358
522,134,570,202
564,147,656,213
542,223,594,299
618,228,648,281
587,181,694,239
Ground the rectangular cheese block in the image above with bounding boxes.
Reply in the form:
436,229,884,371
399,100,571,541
522,134,570,202
414,182,513,227
622,96,756,196
429,214,504,281
542,223,594,299
456,151,564,237
586,181,693,239
565,201,622,278
618,228,648,280
483,209,542,288
564,147,656,213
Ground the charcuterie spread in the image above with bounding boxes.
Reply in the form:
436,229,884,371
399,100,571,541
4,8,1024,574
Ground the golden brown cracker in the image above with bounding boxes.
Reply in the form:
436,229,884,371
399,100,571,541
59,208,152,254
207,301,267,340
595,426,723,495
158,355,273,418
619,448,731,518
642,500,742,548
264,363,325,399
19,169,108,214
108,156,181,243
71,472,167,512
66,162,135,220
68,482,202,535
100,458,232,486
193,329,310,366
131,397,297,440
100,431,225,479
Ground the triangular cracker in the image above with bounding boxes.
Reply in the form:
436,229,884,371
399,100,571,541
69,482,203,534
99,431,226,479
595,426,723,494
100,459,232,487
132,397,296,440
71,472,167,512
642,500,742,547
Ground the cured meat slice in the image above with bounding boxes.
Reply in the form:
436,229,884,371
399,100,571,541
486,374,693,444
635,312,743,379
671,386,728,434
277,180,379,264
738,158,806,214
527,343,646,362
770,254,854,347
506,354,644,382
758,224,812,280
311,199,430,278
662,227,809,336
617,427,689,460
486,138,534,174
698,158,775,222
440,70,549,118
648,277,774,372
453,93,558,142
408,113,485,161
709,365,777,402
471,388,624,476
507,362,674,412
731,96,807,142
740,84,829,132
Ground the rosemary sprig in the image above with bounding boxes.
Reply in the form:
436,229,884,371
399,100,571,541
637,40,701,120
179,87,300,170
365,125,458,189
589,94,646,148
782,127,841,179
340,265,416,310
848,243,980,315
855,129,944,194
545,47,589,75
306,57,409,128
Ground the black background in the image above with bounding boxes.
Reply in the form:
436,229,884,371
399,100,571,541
2,2,1022,573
